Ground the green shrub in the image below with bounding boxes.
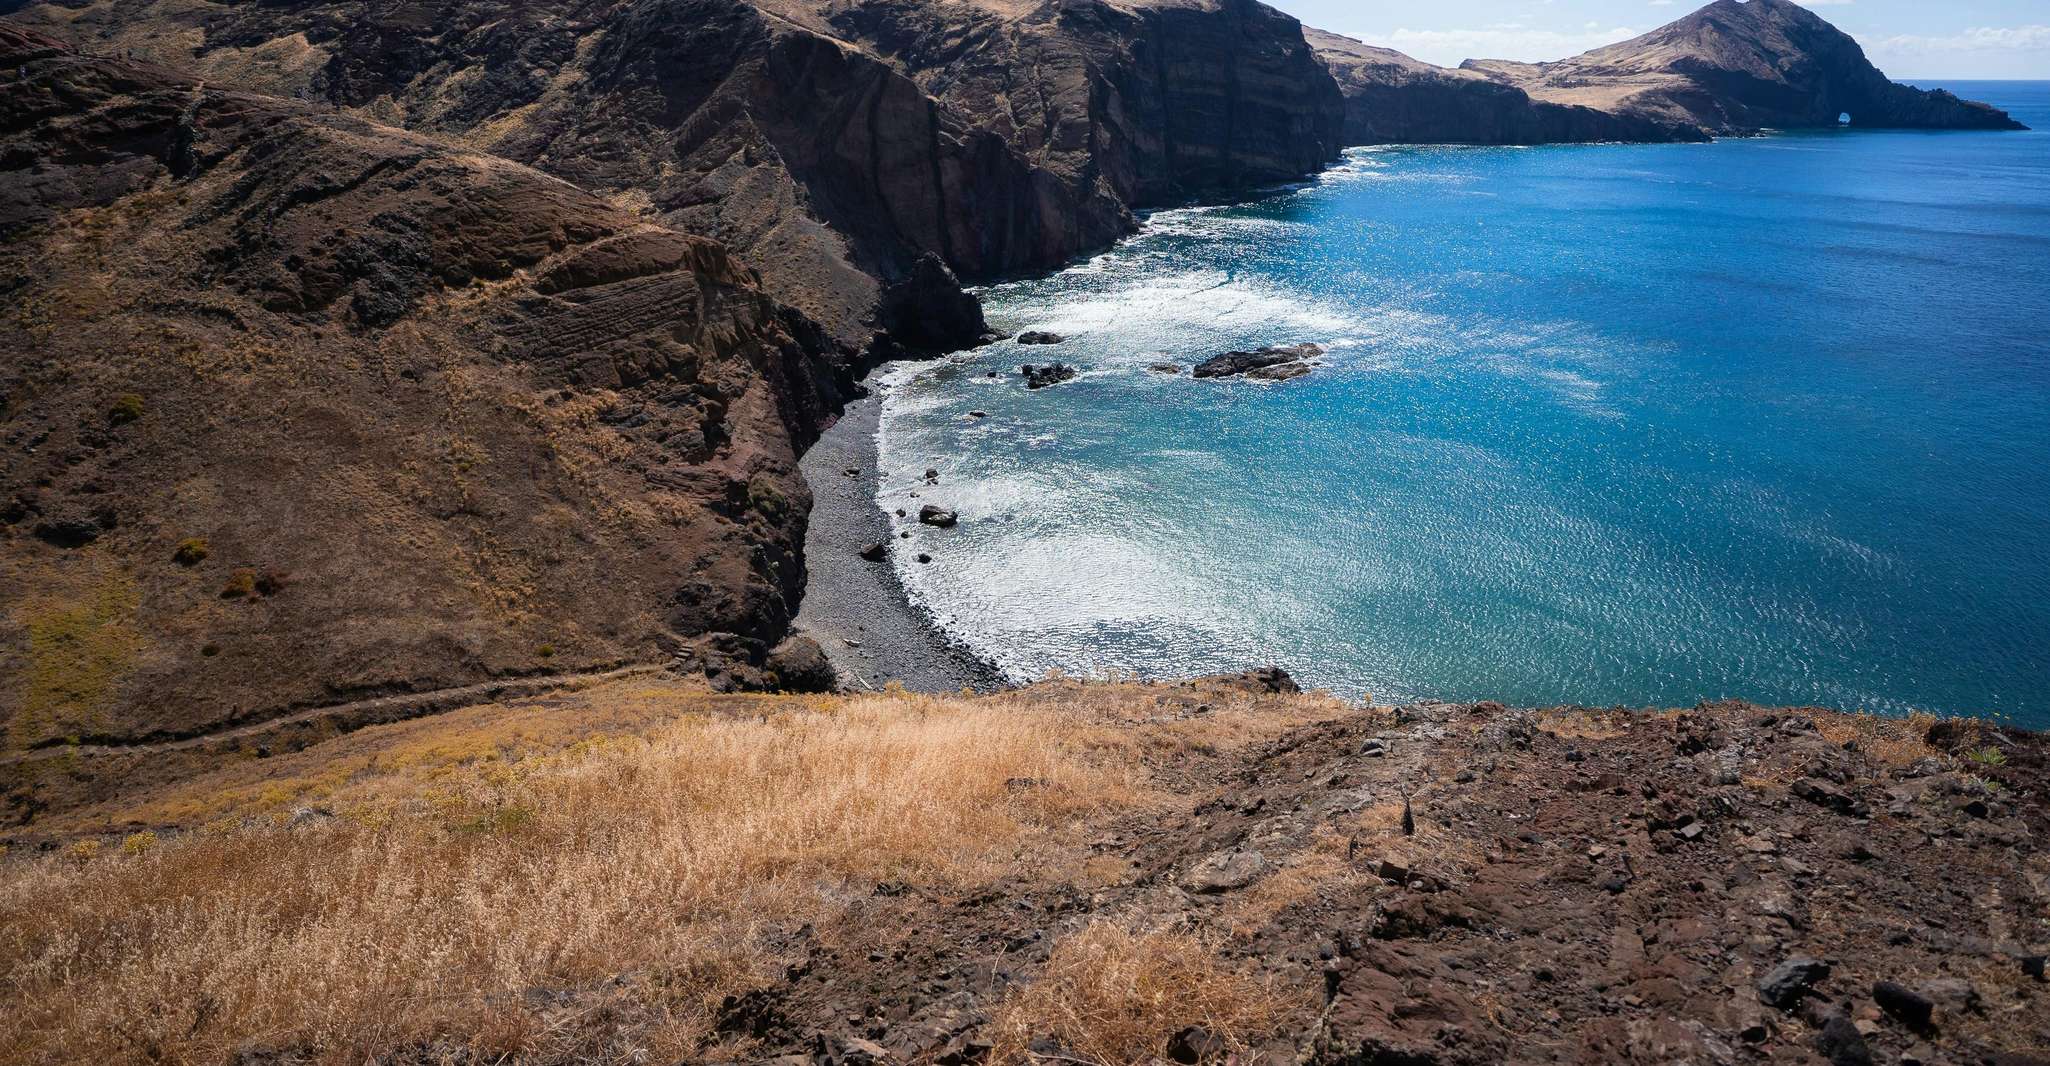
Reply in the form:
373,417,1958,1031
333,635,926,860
107,394,145,424
220,569,257,599
172,538,210,566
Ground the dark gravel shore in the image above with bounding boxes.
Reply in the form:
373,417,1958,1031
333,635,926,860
794,380,1009,693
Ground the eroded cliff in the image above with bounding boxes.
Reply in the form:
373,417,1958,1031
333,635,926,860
0,23,846,749
5,0,1349,349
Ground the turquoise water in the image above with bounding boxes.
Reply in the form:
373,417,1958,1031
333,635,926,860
877,82,2050,724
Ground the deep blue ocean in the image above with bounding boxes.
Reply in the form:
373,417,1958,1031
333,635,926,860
878,82,2050,724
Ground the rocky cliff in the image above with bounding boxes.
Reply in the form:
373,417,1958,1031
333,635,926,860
3,0,1347,350
1459,0,2027,135
818,0,1347,207
1308,29,1704,146
0,23,846,749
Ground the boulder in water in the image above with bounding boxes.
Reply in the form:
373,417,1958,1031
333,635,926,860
1192,343,1324,378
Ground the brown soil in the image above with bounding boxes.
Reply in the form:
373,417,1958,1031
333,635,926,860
4,674,2044,1064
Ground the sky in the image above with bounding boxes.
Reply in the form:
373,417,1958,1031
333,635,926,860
1269,0,2050,79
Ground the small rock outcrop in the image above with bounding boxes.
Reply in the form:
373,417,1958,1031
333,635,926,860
917,505,959,528
1017,331,1064,345
767,635,839,693
1021,364,1079,390
1191,343,1324,379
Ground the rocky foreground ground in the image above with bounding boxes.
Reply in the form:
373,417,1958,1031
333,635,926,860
2,673,2043,1064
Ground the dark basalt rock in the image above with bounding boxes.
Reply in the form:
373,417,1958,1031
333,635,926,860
767,634,838,693
1244,361,1312,381
1017,331,1063,345
1758,956,1831,1009
1021,364,1078,390
1873,981,1934,1030
1147,362,1182,375
917,505,958,528
1191,343,1324,378
881,255,991,355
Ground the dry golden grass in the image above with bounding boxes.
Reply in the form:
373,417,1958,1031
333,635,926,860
988,923,1302,1065
0,690,1136,1065
1813,710,1941,769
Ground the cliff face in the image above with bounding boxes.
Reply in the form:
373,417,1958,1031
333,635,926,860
4,0,1347,350
0,23,846,747
821,0,1348,208
1308,29,1704,146
1460,0,2027,135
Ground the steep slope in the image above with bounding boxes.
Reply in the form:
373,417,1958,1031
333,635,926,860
5,0,1350,350
1308,28,1703,146
814,0,1348,206
1461,0,2026,135
0,23,847,752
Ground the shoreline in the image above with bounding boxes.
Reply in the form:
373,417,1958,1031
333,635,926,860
794,375,1011,693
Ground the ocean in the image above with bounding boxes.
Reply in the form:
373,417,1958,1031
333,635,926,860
877,82,2050,725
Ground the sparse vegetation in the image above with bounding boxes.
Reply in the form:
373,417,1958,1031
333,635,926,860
171,537,210,566
219,568,257,598
17,572,142,748
989,923,1300,1065
0,690,1142,1063
1966,745,2007,768
747,474,789,521
106,392,144,424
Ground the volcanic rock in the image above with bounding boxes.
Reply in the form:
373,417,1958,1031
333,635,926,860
767,635,838,694
1192,343,1325,378
1245,361,1312,381
1758,956,1831,1009
1017,331,1064,345
918,506,959,528
1021,364,1078,390
1183,849,1271,893
0,24,846,742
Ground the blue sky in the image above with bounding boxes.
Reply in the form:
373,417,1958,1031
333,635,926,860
1271,0,2050,78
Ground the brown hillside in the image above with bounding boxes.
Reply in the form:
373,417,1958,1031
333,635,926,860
0,24,847,756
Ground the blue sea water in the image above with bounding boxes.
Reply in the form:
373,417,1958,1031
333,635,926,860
877,82,2050,724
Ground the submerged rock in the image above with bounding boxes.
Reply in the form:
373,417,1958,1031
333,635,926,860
1148,362,1183,375
1191,343,1324,378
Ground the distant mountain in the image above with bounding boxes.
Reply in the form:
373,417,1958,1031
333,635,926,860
1459,0,2026,135
1310,0,2024,146
1308,28,1703,146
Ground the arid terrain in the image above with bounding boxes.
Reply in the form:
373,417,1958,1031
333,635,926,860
2,671,2046,1064
1,2,2042,1061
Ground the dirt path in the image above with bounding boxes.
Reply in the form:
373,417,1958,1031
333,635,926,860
1,663,670,766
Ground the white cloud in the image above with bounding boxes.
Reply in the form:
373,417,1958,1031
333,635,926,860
1870,25,2050,54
